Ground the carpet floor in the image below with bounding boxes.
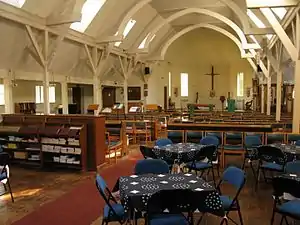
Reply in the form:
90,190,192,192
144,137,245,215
12,152,142,225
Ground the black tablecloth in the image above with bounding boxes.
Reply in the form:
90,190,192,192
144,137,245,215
153,143,204,163
119,173,223,215
270,144,300,161
273,173,300,198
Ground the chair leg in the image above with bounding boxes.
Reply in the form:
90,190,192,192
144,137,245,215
237,208,244,225
283,216,289,225
2,183,6,192
255,167,260,191
6,179,14,203
196,212,205,225
279,216,284,225
242,157,246,170
250,162,257,180
270,210,275,225
211,167,217,188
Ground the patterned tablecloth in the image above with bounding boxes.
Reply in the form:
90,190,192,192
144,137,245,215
270,143,300,161
153,143,204,163
119,173,223,215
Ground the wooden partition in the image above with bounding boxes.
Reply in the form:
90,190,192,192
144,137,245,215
1,114,106,171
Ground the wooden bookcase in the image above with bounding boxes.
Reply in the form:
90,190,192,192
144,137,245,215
0,125,87,171
1,114,106,171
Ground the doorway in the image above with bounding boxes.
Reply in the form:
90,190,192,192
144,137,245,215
102,87,116,108
164,86,168,110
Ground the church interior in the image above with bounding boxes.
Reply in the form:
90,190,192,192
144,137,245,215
0,0,300,225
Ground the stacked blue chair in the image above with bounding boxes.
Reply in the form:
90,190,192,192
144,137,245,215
0,152,13,202
134,159,170,175
242,135,262,178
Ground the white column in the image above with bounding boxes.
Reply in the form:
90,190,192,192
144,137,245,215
43,66,50,114
3,77,13,114
261,84,265,114
266,76,271,115
93,76,102,110
293,60,300,133
124,79,128,113
61,81,68,114
276,71,282,121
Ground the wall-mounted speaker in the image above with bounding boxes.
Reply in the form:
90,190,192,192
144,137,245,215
145,67,150,74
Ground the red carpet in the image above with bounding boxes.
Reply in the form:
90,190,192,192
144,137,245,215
12,152,142,225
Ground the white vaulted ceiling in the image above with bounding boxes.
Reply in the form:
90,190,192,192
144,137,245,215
0,0,297,81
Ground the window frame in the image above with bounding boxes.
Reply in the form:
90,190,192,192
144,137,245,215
237,72,244,97
35,85,56,104
180,73,189,97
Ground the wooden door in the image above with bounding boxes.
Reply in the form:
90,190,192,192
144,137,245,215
102,87,116,108
164,86,168,110
72,86,82,114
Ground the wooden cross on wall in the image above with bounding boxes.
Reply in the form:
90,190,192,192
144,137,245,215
204,65,220,91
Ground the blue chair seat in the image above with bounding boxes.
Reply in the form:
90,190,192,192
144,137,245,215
0,172,7,181
261,162,283,171
220,195,234,210
185,161,211,170
223,145,244,150
103,203,125,220
277,200,300,217
109,141,122,148
150,214,188,225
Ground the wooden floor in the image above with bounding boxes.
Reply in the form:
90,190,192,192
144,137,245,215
0,146,288,225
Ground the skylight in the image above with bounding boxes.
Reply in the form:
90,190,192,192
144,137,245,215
271,7,287,20
114,19,136,47
0,0,26,8
138,33,156,49
247,9,273,40
247,9,265,28
70,0,106,33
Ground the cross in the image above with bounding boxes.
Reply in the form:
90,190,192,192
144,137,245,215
204,65,220,91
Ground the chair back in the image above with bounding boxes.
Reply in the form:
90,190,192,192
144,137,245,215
285,161,300,174
140,146,157,159
257,145,286,165
0,153,10,174
200,136,219,147
221,166,246,190
155,138,173,146
199,145,218,162
244,135,261,148
95,175,123,222
134,159,169,175
147,189,196,215
296,140,300,146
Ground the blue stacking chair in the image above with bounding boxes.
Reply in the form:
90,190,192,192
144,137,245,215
296,140,300,146
96,175,127,225
265,133,285,144
285,161,300,174
255,146,286,191
197,166,246,225
167,131,184,143
155,138,173,146
185,145,218,186
223,132,244,168
271,176,300,225
201,136,220,177
134,159,169,175
242,135,262,178
146,189,196,225
186,131,203,143
0,152,13,202
287,134,300,144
